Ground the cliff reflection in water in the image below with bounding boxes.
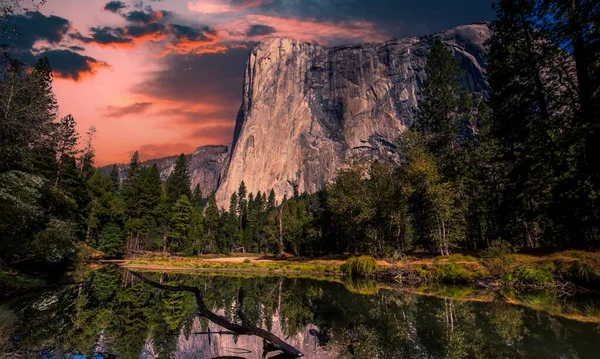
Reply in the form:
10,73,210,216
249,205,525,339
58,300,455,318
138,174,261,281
2,266,600,359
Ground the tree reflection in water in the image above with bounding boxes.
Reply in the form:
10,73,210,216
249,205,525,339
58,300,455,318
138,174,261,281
2,265,600,359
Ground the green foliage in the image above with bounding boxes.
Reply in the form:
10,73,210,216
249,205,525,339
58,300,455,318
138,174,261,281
482,240,515,278
167,195,194,253
165,154,192,206
341,255,378,277
99,222,125,258
243,258,251,264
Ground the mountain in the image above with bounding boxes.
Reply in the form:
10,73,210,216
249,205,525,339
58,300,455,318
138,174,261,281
100,144,229,196
215,22,491,207
102,23,491,209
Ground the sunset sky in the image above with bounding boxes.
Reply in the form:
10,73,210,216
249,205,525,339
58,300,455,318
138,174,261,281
5,0,494,165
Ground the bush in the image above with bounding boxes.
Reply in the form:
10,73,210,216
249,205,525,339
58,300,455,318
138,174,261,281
243,259,251,264
482,240,515,277
341,255,378,277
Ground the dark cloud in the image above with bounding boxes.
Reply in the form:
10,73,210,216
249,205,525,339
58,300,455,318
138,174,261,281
0,12,69,50
71,27,133,46
105,102,153,118
0,12,108,81
246,24,276,37
260,0,495,38
37,49,109,81
126,23,166,38
104,1,128,13
123,9,171,24
168,24,216,42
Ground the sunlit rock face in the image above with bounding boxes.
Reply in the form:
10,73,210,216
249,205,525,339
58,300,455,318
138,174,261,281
139,314,340,359
101,144,229,196
215,22,490,208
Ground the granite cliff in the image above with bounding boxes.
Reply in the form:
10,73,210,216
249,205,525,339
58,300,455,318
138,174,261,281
215,22,491,207
103,23,491,208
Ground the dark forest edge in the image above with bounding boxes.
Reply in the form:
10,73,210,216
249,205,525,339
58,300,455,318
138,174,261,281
2,0,600,297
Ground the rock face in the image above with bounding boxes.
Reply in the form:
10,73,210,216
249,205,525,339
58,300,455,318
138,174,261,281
215,23,491,208
139,314,340,359
100,144,229,196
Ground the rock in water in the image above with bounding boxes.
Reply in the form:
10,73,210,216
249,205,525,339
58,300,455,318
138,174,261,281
215,23,491,208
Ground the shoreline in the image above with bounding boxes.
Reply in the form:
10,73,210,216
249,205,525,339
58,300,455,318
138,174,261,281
118,250,600,292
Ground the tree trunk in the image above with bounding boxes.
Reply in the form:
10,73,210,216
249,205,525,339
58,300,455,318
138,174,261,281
130,271,303,358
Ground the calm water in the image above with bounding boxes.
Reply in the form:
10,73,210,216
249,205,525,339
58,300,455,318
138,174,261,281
2,266,600,359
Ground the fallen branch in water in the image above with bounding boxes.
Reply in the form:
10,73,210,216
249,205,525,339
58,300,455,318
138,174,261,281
130,271,303,358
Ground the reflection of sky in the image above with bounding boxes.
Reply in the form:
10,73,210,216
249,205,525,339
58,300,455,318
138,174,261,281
7,0,494,165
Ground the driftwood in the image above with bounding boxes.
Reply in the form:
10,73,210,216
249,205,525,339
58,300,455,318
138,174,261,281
130,271,303,358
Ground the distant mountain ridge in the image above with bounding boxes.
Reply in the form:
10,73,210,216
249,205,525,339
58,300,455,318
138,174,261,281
100,145,229,196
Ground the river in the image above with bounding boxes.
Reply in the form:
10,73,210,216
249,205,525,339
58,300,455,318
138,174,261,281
1,266,600,358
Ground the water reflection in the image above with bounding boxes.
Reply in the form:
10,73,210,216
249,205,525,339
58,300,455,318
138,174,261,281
2,266,600,358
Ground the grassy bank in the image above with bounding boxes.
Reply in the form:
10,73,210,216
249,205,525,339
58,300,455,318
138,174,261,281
391,250,600,291
123,250,600,291
126,255,344,274
0,271,45,298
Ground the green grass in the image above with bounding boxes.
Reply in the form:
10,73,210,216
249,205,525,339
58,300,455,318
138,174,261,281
506,265,555,287
0,271,45,293
127,250,600,290
128,256,342,274
433,263,481,284
341,256,378,277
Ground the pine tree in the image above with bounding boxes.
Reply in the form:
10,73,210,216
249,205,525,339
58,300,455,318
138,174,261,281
54,114,79,186
166,154,192,206
204,191,219,237
99,222,125,258
267,189,276,211
487,0,575,246
79,126,96,179
237,181,247,231
168,195,193,253
109,164,120,192
191,184,203,209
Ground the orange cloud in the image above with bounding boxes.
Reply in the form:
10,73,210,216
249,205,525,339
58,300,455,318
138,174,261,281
160,33,221,56
188,0,271,14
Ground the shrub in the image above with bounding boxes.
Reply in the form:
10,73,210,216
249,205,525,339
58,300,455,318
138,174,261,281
242,259,251,264
341,255,378,277
482,240,515,277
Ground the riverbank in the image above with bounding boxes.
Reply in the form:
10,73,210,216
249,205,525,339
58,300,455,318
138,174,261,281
0,271,46,298
122,250,600,291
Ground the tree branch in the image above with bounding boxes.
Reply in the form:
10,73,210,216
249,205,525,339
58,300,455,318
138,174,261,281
130,271,303,358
